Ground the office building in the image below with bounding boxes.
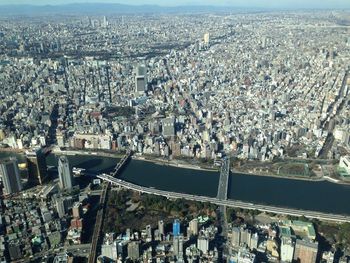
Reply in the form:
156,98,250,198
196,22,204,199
232,227,241,247
197,235,209,254
173,234,184,260
173,219,180,236
293,239,318,263
0,158,22,195
189,218,199,236
135,65,147,94
58,155,73,190
240,228,252,247
117,240,128,260
127,241,141,260
72,202,82,219
102,242,117,260
281,237,295,262
204,32,210,47
145,225,152,241
55,195,73,218
162,117,175,137
250,233,259,250
102,233,117,260
9,242,22,261
26,148,48,185
158,220,164,235
103,16,108,28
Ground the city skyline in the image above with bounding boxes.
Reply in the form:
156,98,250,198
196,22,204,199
0,2,350,262
1,0,350,9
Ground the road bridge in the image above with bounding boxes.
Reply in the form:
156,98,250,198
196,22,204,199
97,173,350,223
217,158,230,200
111,150,132,177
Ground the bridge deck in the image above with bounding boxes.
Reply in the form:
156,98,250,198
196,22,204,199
111,150,131,177
217,158,230,200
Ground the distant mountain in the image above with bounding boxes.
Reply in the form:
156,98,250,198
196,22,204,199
0,3,263,16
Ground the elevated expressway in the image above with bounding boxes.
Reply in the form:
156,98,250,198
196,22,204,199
98,172,350,223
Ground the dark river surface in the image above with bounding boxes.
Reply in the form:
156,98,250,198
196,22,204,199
1,152,350,215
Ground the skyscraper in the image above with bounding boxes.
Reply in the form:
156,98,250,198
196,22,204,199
173,219,180,237
135,65,147,94
173,234,184,260
281,237,295,263
197,233,209,254
58,156,73,190
0,158,22,195
162,117,175,137
127,241,141,261
26,148,47,185
189,218,198,236
158,220,164,236
231,227,241,247
204,32,210,47
103,16,108,28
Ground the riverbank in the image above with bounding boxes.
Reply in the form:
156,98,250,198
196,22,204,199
233,167,350,186
52,149,124,159
132,155,219,172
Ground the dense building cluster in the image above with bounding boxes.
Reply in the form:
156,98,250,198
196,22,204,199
0,190,91,262
1,13,349,162
1,9,350,263
228,220,318,263
99,217,219,263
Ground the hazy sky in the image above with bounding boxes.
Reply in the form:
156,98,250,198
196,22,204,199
1,0,350,9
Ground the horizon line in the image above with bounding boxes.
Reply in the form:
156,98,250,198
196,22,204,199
0,2,350,9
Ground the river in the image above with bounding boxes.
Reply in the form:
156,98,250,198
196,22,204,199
1,152,350,215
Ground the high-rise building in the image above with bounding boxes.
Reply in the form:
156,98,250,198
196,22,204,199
72,202,82,219
117,240,128,260
231,227,241,247
145,225,152,241
173,219,180,236
158,220,164,236
54,195,73,218
135,65,147,94
293,239,318,263
58,156,73,190
197,235,209,254
281,237,295,263
0,158,22,195
240,228,252,247
127,241,141,260
189,218,198,236
204,32,210,47
102,16,108,28
162,117,175,137
26,148,47,185
173,234,184,260
101,233,117,260
250,233,259,250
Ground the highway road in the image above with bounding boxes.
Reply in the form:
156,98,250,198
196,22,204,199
88,183,108,263
217,157,230,200
98,173,350,223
